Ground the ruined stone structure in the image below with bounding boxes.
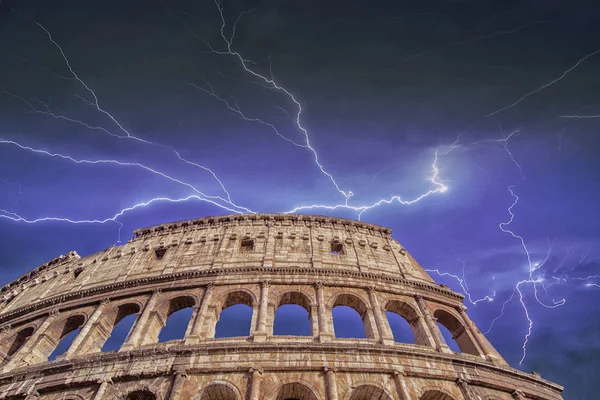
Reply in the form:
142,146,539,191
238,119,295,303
0,214,563,399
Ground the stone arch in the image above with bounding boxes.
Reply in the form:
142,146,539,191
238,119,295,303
43,313,87,361
196,381,241,400
213,289,256,338
124,389,157,400
217,289,256,312
348,383,393,400
432,308,480,356
273,381,320,400
331,293,374,339
419,389,456,400
272,290,314,336
0,325,35,364
384,299,428,346
157,295,197,342
78,302,142,354
60,395,86,400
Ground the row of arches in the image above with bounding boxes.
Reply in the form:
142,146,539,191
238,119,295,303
120,383,457,400
0,286,482,367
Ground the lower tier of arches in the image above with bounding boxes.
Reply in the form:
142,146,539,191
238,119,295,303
0,344,562,400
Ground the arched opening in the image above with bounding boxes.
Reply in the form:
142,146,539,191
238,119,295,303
1,327,34,361
48,315,86,361
385,300,422,345
437,322,460,353
215,291,254,338
349,384,392,400
274,292,312,336
420,389,456,400
386,312,414,344
332,294,372,339
198,383,238,400
101,303,140,352
126,389,156,400
433,309,479,355
275,382,319,400
158,296,196,342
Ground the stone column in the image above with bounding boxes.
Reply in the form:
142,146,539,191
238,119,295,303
0,325,12,364
414,295,450,353
248,367,263,400
367,286,393,344
512,390,527,400
24,387,39,400
167,369,187,400
64,299,110,358
324,367,338,400
8,310,59,368
315,282,333,342
253,281,269,342
455,305,506,364
456,377,476,400
92,379,112,400
187,283,215,342
310,305,319,337
121,289,162,350
392,370,410,400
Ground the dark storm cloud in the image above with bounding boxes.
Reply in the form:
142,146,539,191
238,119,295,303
0,0,599,398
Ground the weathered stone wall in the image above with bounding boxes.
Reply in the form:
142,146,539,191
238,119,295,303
0,214,563,400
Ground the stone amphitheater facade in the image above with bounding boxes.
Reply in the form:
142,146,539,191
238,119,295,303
0,214,562,400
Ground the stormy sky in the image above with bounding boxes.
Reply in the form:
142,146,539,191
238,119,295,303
1,1,599,398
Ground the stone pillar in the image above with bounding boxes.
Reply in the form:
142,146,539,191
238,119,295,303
456,377,476,400
392,370,410,400
248,367,262,400
0,325,12,364
253,281,269,342
167,369,187,400
310,305,319,336
25,387,39,400
456,305,507,365
92,379,112,400
7,310,59,368
324,367,338,400
368,286,393,344
187,283,215,342
121,289,162,350
315,282,333,342
64,299,110,358
414,295,450,353
512,390,527,400
455,306,486,357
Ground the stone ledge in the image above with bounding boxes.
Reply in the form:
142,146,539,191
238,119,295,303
0,266,462,324
0,340,562,394
132,213,393,239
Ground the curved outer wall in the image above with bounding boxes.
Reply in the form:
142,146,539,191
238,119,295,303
0,214,562,400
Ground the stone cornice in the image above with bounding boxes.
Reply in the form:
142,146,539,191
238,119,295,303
132,213,393,239
0,266,462,325
0,340,562,395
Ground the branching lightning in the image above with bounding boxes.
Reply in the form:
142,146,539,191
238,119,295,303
1,3,598,369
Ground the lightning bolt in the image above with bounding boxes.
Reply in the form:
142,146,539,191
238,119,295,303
169,0,353,201
361,19,557,76
0,138,253,218
426,263,495,305
4,8,241,207
560,114,600,119
442,48,600,155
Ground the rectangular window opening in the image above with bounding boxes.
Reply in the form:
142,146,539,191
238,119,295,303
241,239,254,251
331,242,344,255
155,248,167,260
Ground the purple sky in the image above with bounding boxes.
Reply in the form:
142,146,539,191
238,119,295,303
1,1,600,398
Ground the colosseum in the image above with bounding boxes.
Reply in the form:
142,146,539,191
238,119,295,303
0,214,562,400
